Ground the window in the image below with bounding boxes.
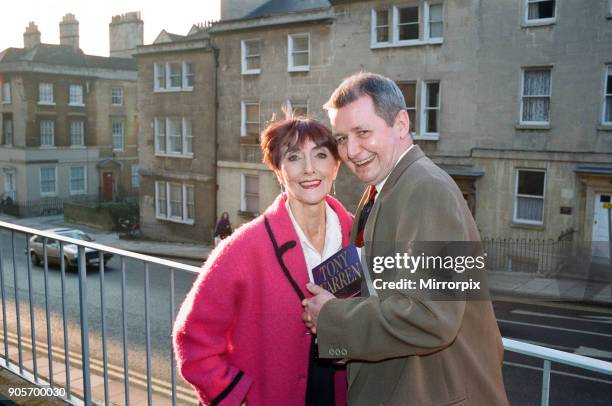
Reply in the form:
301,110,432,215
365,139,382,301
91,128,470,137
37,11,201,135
112,119,124,152
39,167,57,196
70,120,84,146
69,85,84,106
525,0,556,23
154,62,194,91
371,2,443,47
40,119,54,147
287,100,308,117
111,87,124,106
131,165,140,189
241,174,259,213
397,82,416,135
155,181,195,223
241,39,261,75
70,166,86,194
2,81,10,104
420,81,440,138
241,102,260,136
2,115,13,145
38,83,54,104
288,34,309,72
603,66,612,125
514,169,546,224
521,68,551,124
154,117,193,156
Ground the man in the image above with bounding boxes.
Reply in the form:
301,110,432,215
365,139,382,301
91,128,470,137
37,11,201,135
302,72,508,405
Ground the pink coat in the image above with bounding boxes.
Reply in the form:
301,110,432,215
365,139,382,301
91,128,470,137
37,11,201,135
173,194,353,406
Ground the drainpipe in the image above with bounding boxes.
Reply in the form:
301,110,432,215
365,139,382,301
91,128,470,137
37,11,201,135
213,45,219,238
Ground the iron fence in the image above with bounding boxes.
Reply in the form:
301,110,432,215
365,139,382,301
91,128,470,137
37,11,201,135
0,195,101,218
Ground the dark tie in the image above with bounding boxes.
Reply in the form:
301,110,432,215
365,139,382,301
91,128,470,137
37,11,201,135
355,186,378,248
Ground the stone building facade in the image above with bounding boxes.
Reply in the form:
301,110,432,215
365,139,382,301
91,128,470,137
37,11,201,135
0,14,140,216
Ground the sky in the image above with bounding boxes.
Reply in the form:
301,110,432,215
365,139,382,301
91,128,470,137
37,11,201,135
0,0,221,57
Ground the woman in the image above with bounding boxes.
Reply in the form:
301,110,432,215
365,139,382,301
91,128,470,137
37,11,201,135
213,211,232,246
173,117,352,406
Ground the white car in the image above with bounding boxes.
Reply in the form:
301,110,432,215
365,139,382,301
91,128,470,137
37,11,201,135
29,228,113,269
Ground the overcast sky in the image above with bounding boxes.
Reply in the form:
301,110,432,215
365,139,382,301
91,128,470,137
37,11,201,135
1,0,221,56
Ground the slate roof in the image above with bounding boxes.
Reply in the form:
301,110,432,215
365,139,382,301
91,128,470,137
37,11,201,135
245,0,330,19
0,44,137,70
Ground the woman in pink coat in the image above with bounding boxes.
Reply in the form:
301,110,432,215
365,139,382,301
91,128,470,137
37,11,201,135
173,117,352,406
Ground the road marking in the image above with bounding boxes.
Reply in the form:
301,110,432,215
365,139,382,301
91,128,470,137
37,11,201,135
511,309,612,324
494,297,612,314
575,347,612,360
505,337,574,352
504,361,612,385
583,315,612,322
497,319,612,338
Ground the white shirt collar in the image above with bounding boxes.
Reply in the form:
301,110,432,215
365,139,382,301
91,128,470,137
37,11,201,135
374,144,415,195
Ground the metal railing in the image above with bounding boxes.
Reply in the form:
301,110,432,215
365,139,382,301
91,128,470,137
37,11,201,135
0,220,201,405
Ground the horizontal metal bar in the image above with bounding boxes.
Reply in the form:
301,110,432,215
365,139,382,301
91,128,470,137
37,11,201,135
0,220,201,274
503,338,612,376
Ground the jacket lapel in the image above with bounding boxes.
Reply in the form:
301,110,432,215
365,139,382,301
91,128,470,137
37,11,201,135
350,186,371,244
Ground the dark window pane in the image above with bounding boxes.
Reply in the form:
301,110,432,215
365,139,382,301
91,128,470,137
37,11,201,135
397,83,416,108
528,0,555,19
427,83,439,107
399,24,419,41
606,74,612,93
376,27,389,42
376,9,389,26
601,195,611,203
518,171,545,196
399,7,418,23
426,110,437,133
408,110,415,133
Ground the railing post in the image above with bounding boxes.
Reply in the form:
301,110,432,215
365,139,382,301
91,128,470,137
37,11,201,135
77,245,92,404
541,359,551,406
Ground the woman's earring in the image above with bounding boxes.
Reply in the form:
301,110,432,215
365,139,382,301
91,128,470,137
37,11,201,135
332,181,336,196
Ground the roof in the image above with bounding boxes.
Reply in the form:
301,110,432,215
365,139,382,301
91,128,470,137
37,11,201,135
153,26,211,45
0,44,137,71
245,0,330,19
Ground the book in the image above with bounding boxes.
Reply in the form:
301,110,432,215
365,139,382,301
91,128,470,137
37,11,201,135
312,244,364,298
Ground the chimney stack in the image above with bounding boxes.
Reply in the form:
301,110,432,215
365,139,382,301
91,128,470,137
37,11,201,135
59,13,79,50
23,22,41,49
109,12,143,58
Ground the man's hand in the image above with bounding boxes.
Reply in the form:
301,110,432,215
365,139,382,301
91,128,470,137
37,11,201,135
301,283,335,334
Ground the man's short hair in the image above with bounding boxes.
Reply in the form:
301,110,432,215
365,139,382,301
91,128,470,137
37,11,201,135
323,72,407,126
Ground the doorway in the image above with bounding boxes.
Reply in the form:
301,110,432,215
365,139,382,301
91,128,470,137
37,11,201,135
592,193,611,258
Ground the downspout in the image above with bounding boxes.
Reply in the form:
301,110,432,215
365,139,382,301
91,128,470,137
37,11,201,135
213,45,219,234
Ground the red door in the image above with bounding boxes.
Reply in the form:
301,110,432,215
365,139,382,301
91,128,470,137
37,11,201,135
103,172,113,201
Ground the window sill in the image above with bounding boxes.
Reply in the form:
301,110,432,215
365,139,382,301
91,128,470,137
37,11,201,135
70,191,87,196
111,103,124,107
413,134,439,141
1,102,10,105
37,102,56,106
39,145,57,149
238,210,259,219
156,215,195,225
597,124,612,131
511,221,545,230
516,123,551,130
153,88,193,93
112,149,125,153
68,103,85,107
522,18,556,28
242,69,261,75
155,153,194,159
288,66,310,73
371,38,443,49
70,145,86,149
40,193,58,198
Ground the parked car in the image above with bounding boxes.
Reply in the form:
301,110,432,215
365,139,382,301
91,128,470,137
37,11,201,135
29,228,113,269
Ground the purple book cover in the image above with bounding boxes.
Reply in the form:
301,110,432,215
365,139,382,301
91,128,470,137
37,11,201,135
312,244,363,298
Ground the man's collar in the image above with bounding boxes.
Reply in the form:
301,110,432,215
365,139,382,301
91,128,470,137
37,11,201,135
374,144,415,194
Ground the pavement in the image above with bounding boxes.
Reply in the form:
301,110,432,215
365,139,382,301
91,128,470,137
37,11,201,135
0,213,610,306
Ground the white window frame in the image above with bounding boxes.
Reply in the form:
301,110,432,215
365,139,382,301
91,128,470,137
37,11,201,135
287,99,308,117
602,65,612,125
241,39,261,75
417,80,441,140
183,62,194,89
424,2,443,41
3,116,13,146
241,174,259,214
520,68,552,126
394,5,420,46
241,101,260,137
371,1,443,48
371,8,391,46
2,81,10,104
70,120,85,146
397,82,417,136
131,164,140,189
39,166,57,197
154,117,194,158
69,166,87,195
69,84,84,106
154,62,194,92
40,119,55,147
155,181,195,224
112,119,124,152
38,83,54,105
111,87,124,106
524,0,557,25
513,169,546,225
288,33,310,72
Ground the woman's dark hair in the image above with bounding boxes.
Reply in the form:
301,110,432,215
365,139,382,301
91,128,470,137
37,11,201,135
260,117,339,171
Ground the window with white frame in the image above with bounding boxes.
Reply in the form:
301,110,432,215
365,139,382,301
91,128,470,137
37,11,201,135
241,174,259,213
112,119,124,152
2,81,10,104
40,119,54,147
525,0,556,23
241,102,260,136
155,181,195,223
397,82,416,135
69,84,84,105
241,39,261,74
39,167,57,196
2,115,13,145
111,87,124,106
154,62,194,91
514,169,546,224
70,166,86,194
70,120,84,146
38,83,54,104
131,164,140,189
288,34,309,72
521,68,551,124
420,81,440,137
603,66,612,125
372,2,443,47
154,117,193,156
287,100,308,117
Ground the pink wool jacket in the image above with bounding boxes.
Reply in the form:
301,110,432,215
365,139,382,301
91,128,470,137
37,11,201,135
173,194,353,406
